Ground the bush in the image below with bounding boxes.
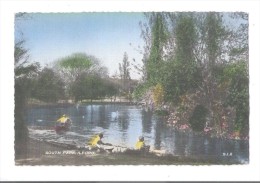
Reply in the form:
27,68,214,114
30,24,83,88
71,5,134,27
152,83,165,108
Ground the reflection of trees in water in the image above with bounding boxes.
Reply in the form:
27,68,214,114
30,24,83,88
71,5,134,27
203,136,210,155
185,132,193,156
173,131,189,155
195,136,206,155
214,138,223,156
141,110,153,133
117,110,129,132
86,105,94,125
154,117,163,149
168,130,176,154
83,105,110,129
97,105,110,129
117,109,130,143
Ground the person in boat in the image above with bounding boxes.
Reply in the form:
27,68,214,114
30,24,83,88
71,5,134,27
135,136,150,151
87,133,114,153
88,133,112,148
56,114,71,128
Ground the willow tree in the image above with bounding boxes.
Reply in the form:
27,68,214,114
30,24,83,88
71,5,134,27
53,53,108,100
146,13,168,84
133,13,168,102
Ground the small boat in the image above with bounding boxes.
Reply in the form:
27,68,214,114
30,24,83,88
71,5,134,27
55,115,72,133
55,123,70,133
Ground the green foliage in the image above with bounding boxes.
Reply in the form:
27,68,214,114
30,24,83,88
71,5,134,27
146,13,168,84
59,53,93,69
189,105,208,131
71,74,97,102
175,15,196,63
133,82,152,100
55,52,109,99
32,68,65,102
136,12,249,137
162,60,202,103
15,40,40,78
160,15,201,104
104,80,118,100
205,12,226,67
152,83,165,107
154,110,169,116
223,61,249,134
71,73,117,102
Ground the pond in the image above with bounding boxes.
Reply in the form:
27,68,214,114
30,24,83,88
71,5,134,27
26,103,249,164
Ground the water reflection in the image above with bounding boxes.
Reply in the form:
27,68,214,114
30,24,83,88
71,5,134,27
118,110,129,132
141,110,153,133
154,117,163,150
26,104,249,163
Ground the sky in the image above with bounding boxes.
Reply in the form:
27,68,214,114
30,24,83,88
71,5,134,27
15,13,146,79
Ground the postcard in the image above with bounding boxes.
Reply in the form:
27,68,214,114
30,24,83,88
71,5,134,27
1,0,260,181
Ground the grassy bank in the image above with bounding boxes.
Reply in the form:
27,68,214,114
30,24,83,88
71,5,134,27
15,138,240,166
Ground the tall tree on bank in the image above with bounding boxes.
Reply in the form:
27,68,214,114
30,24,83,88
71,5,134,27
119,52,131,93
15,13,39,158
201,12,228,130
162,14,201,103
146,13,168,84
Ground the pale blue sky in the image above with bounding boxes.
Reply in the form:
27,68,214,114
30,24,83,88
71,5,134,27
15,13,146,79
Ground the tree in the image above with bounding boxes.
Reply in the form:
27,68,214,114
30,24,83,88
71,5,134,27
53,53,108,100
104,79,118,101
200,13,229,130
14,13,39,158
119,52,131,93
223,61,249,136
160,13,201,103
191,12,248,135
228,12,248,62
32,67,65,102
146,13,168,84
54,53,93,84
71,73,117,102
174,14,196,64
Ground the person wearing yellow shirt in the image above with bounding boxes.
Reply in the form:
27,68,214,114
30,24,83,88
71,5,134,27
87,133,113,152
135,136,150,151
88,133,104,147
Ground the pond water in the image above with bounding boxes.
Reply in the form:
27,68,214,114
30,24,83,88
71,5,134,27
26,103,249,164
